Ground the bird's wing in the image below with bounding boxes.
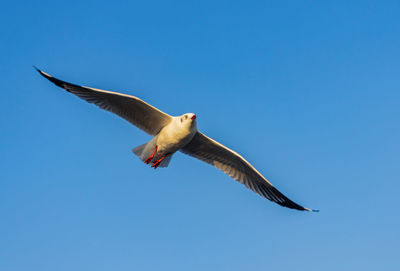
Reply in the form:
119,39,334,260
36,68,172,136
181,132,317,211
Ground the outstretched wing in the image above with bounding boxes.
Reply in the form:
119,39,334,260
36,68,172,135
181,132,317,211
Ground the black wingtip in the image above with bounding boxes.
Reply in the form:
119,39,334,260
34,67,69,89
33,66,49,78
305,208,320,212
34,66,49,79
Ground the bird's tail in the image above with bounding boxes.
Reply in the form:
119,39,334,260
132,143,148,159
132,140,172,168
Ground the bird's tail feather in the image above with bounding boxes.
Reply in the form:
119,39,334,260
132,140,156,162
132,139,172,168
158,154,172,167
132,143,148,159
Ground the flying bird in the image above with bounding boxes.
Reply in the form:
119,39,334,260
35,67,318,212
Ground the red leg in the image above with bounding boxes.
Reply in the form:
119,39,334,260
144,146,158,164
151,155,166,169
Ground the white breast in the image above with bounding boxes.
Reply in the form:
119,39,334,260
156,117,197,155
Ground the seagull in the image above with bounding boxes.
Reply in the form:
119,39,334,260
35,67,318,212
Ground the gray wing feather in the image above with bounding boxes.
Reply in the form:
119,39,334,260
36,68,171,135
181,132,316,211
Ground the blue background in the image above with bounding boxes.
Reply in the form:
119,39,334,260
1,1,399,270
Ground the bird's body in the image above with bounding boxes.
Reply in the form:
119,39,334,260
133,114,198,168
35,67,318,212
156,114,197,156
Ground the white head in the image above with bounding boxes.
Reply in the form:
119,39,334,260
179,113,197,128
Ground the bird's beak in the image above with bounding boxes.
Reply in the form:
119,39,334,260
191,115,196,120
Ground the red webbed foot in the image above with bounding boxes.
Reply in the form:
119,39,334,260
151,155,166,169
144,146,158,164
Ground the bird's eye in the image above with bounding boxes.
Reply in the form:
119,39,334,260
185,115,188,119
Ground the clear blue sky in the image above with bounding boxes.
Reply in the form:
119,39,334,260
1,1,399,270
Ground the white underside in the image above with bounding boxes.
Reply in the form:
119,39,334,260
132,116,197,168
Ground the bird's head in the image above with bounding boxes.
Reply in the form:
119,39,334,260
179,113,197,127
